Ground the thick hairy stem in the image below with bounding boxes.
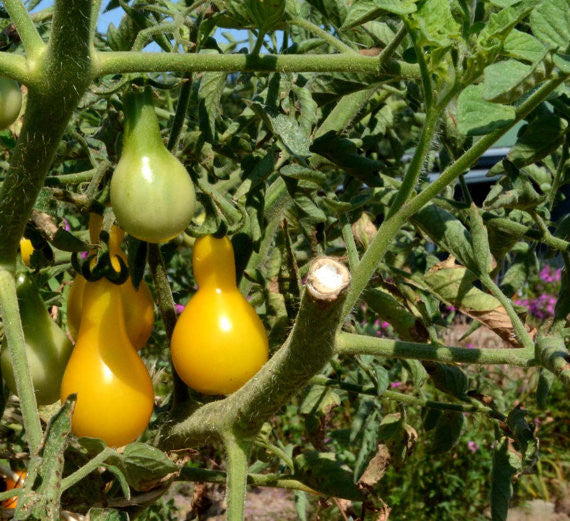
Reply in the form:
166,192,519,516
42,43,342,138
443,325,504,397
536,336,570,390
3,0,44,56
94,52,420,78
335,332,535,366
223,434,251,521
159,257,351,449
0,0,93,266
0,269,43,451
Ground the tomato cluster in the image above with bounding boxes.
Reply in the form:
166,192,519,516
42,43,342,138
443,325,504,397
1,87,269,451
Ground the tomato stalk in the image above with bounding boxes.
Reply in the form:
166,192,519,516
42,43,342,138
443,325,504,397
0,270,42,451
223,434,252,521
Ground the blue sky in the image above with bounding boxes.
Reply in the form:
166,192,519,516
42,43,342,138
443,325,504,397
32,0,123,32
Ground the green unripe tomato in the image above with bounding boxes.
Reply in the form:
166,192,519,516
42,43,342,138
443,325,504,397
0,78,22,130
110,88,195,243
0,273,73,405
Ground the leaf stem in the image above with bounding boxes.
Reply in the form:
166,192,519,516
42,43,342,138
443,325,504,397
61,447,115,492
0,269,43,452
3,0,44,56
335,332,535,366
340,213,359,270
94,51,421,78
167,76,193,152
309,375,506,420
289,17,354,53
147,244,189,407
178,467,322,495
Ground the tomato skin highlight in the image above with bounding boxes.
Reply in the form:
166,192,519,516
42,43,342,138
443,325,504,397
0,273,73,405
2,470,26,509
0,77,22,130
60,278,154,447
170,235,268,395
110,87,195,243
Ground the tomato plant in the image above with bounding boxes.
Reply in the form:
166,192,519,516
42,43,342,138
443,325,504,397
0,0,568,520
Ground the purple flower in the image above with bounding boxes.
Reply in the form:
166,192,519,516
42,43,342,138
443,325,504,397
174,304,185,314
381,321,390,329
390,381,402,389
80,251,89,259
63,218,71,231
467,343,474,349
467,441,479,453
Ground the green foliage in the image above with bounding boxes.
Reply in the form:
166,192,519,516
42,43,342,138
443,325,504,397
0,0,569,520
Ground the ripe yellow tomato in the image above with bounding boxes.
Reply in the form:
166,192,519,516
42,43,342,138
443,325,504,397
67,215,154,349
2,470,25,509
60,278,154,447
19,238,34,266
170,235,268,395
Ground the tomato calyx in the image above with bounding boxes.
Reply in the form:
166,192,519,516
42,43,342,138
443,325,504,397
71,251,129,285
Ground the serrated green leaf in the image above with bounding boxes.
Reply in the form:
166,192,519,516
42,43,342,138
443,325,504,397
413,0,460,47
121,443,178,492
506,114,568,168
491,438,522,521
198,70,227,142
429,410,463,453
530,0,570,49
300,385,341,415
293,451,364,500
457,85,516,136
483,60,532,101
503,30,546,62
88,508,129,521
469,203,492,275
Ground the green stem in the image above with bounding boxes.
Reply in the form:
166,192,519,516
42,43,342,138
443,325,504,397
0,270,43,452
94,51,420,78
481,274,534,351
548,135,568,211
43,169,98,187
342,74,567,317
404,19,432,107
179,467,322,495
223,434,251,521
309,375,506,420
0,487,24,502
289,17,354,53
0,0,93,266
335,332,535,366
147,244,189,407
484,214,570,252
536,336,570,390
252,30,266,55
377,24,407,66
3,0,44,56
386,104,443,218
167,76,193,152
0,52,29,84
61,447,115,492
340,214,359,270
